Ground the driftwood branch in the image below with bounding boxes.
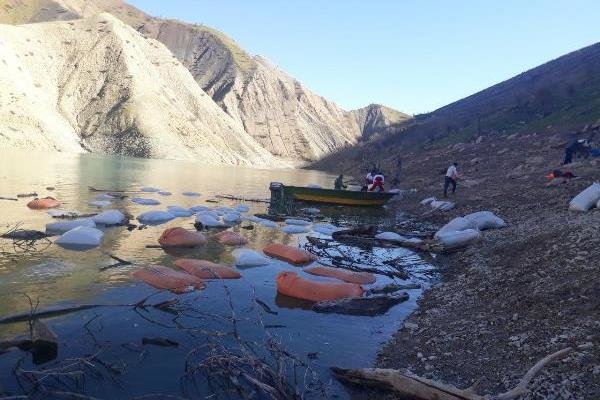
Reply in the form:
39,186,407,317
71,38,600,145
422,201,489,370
332,347,572,400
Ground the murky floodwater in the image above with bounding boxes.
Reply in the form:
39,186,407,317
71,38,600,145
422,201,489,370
0,150,433,399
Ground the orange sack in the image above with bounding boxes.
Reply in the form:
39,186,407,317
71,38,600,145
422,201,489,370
158,227,206,248
216,231,248,246
276,271,363,302
132,265,205,294
263,243,317,265
175,258,241,279
303,265,376,284
27,197,61,210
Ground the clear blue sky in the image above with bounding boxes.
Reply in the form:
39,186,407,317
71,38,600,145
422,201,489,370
129,0,600,114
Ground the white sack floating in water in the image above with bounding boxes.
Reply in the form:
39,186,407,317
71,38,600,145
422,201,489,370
190,205,209,212
56,226,104,250
375,231,406,241
138,210,175,225
46,219,96,234
195,213,223,227
232,249,269,267
167,206,193,217
131,197,161,205
141,186,160,192
182,191,201,197
285,218,311,226
158,191,172,196
282,225,311,234
89,200,111,208
223,213,241,223
234,204,250,212
95,193,115,200
258,219,278,228
93,210,126,226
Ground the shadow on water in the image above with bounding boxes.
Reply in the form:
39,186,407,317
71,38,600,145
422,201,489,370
0,150,434,399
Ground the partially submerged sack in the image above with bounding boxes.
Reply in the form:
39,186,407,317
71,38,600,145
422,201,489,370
159,227,206,248
464,211,506,230
285,219,311,226
276,271,363,302
131,197,160,205
263,243,317,265
258,219,278,228
313,223,340,236
46,219,96,234
304,265,376,284
182,191,201,197
216,231,248,246
89,200,111,208
190,205,209,212
569,182,600,211
167,206,193,217
56,226,104,250
140,186,160,192
232,249,269,267
93,210,126,226
436,229,480,249
27,197,60,210
95,193,115,200
282,225,311,234
196,213,224,227
223,213,242,223
234,204,250,212
375,231,406,241
175,259,241,279
132,265,204,293
138,210,175,225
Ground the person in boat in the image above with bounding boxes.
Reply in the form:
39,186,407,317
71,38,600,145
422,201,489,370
362,169,375,191
369,171,385,192
334,174,347,190
444,162,460,197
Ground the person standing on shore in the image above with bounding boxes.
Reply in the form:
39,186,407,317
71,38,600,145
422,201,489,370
444,162,460,197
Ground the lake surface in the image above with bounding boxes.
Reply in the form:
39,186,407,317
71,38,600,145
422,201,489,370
0,150,433,399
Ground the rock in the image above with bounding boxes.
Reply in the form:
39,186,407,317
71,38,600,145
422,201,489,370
312,291,409,316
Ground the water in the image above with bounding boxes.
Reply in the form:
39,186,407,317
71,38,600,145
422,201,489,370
0,150,433,399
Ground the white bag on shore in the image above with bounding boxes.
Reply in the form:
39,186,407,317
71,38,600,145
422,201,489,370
138,210,175,225
569,182,600,211
434,217,477,238
464,211,506,230
285,218,311,226
420,197,436,205
436,229,480,249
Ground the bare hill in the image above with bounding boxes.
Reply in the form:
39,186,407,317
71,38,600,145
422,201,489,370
0,13,279,165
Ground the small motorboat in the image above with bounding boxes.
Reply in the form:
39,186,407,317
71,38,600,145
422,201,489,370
269,182,397,207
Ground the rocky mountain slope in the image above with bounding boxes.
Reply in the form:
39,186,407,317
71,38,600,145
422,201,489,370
350,104,411,141
313,41,600,173
1,0,399,162
0,13,278,165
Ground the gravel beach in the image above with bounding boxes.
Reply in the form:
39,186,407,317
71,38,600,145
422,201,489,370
373,132,600,399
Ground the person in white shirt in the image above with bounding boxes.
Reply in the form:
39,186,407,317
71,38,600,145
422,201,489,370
444,162,460,197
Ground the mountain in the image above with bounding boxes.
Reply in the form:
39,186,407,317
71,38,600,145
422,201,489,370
0,13,278,165
313,42,600,171
350,104,411,141
1,0,387,162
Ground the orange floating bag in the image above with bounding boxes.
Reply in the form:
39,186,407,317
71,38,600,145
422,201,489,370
303,265,376,284
263,243,317,265
175,259,241,279
276,271,363,302
27,197,61,209
132,265,205,294
158,227,206,248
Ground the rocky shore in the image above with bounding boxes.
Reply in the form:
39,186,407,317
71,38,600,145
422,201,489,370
373,132,599,399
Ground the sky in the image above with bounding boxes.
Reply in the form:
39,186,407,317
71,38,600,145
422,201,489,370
129,1,600,115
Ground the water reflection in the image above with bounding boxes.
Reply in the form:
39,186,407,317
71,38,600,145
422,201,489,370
0,150,430,399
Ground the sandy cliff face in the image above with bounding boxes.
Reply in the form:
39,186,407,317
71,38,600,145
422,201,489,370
0,13,279,165
351,104,411,141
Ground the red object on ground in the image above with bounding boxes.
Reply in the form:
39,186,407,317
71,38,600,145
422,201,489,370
132,265,205,294
27,197,61,209
263,243,318,265
174,259,241,279
215,230,248,246
158,227,206,247
276,271,363,302
303,265,376,284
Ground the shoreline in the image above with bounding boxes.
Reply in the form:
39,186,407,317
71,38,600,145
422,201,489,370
367,133,599,399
